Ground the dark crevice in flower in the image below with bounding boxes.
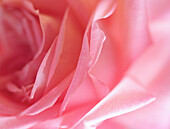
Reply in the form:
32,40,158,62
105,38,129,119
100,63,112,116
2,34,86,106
0,3,42,104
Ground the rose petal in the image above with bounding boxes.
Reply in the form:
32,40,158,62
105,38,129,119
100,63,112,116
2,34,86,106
89,0,117,69
72,76,155,128
21,9,42,52
146,0,170,21
45,8,84,93
17,13,60,86
123,0,151,60
0,2,38,76
20,71,73,116
0,92,26,116
90,0,151,90
97,119,126,129
88,74,109,100
63,74,101,113
105,65,170,129
35,13,61,56
29,0,67,16
60,34,91,114
30,103,94,129
17,2,61,83
60,0,117,115
127,41,170,90
93,0,117,21
66,0,99,27
0,103,60,129
89,23,106,70
30,8,69,100
29,38,58,100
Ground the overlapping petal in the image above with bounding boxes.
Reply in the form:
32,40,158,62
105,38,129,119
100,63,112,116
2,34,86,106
0,0,169,129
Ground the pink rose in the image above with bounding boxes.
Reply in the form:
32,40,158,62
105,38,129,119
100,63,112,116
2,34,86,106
0,0,170,128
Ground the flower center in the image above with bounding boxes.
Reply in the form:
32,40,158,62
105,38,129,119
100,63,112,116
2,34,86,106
0,3,42,104
0,5,41,76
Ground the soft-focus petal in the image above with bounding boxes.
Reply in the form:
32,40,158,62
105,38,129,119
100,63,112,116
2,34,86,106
29,37,58,100
20,71,74,116
105,65,170,129
30,8,69,99
29,0,67,16
63,73,109,114
0,103,60,129
127,39,170,91
0,92,26,116
30,103,94,129
45,8,84,93
17,13,60,86
60,34,91,114
91,0,151,90
72,76,155,128
66,0,99,27
60,0,117,114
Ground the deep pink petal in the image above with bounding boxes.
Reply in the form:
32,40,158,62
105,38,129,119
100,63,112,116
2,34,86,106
20,72,73,116
66,0,99,27
29,0,67,16
0,91,27,116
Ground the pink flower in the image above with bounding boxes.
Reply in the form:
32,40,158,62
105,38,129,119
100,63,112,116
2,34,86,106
0,0,170,129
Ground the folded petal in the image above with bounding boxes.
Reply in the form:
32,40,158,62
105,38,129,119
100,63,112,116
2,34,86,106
66,0,99,27
90,0,151,90
88,74,109,100
72,76,155,128
29,38,58,100
36,13,61,56
60,34,91,114
60,0,117,114
105,66,170,129
20,71,73,116
45,9,84,93
30,103,94,129
17,13,60,86
30,8,69,100
63,73,109,113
